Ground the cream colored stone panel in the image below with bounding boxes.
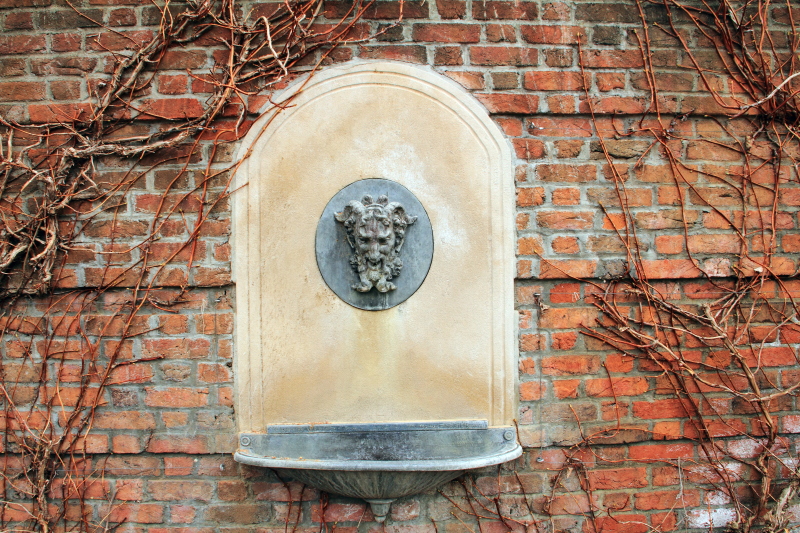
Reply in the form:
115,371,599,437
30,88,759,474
233,61,516,432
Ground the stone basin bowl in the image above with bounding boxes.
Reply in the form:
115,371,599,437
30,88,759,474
234,421,521,522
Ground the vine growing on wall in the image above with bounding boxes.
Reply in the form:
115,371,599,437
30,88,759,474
0,0,375,530
582,0,800,531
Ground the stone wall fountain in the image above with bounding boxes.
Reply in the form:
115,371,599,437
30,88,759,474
231,61,520,521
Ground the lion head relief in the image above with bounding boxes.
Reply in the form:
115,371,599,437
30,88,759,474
334,194,417,293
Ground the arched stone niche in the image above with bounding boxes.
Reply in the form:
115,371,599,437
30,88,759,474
232,61,517,432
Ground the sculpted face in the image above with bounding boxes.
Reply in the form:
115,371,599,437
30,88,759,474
335,194,416,293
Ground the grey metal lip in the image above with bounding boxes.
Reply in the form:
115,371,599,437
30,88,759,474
234,421,522,472
233,445,522,471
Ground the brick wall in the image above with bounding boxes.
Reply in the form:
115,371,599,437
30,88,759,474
2,0,799,531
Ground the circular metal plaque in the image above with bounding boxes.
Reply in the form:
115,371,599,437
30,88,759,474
316,179,433,311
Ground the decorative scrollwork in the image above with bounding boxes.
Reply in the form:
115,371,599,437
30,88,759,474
334,194,417,293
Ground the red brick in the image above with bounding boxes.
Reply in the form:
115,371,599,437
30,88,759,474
51,33,82,51
634,165,687,183
638,259,703,279
473,1,537,19
109,7,136,25
513,139,546,159
686,142,741,161
158,74,188,95
411,23,480,42
193,267,232,286
537,164,597,182
587,468,648,489
591,514,649,533
521,25,586,44
360,45,427,63
655,235,684,254
476,93,539,114
198,363,232,383
112,435,144,453
147,436,210,454
28,103,93,123
109,362,155,384
528,117,592,137
169,505,197,523
547,94,576,113
436,0,465,18
519,357,536,373
580,49,644,68
517,236,543,255
470,47,538,66
596,72,626,91
515,284,544,305
144,387,209,407
254,481,319,502
605,354,634,372
550,332,578,350
486,23,516,43
740,347,797,367
629,443,694,461
539,307,597,329
159,49,208,69
93,411,156,429
633,399,693,419
90,30,154,51
580,96,649,114
0,34,45,54
196,313,234,334
687,234,741,254
537,211,593,230
107,504,164,524
550,283,580,304
218,480,248,501
311,502,372,522
520,381,545,401
576,3,639,22
542,354,601,375
539,259,597,278
443,70,483,89
636,490,699,511
164,456,195,476
0,81,45,102
142,338,211,359
553,379,580,398
5,11,33,30
585,377,648,397
149,480,214,502
138,98,205,120
516,186,545,206
552,236,579,253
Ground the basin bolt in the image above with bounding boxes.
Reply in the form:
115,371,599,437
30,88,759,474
240,436,251,447
503,430,514,441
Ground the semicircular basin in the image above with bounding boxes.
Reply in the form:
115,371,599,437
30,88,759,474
234,421,521,522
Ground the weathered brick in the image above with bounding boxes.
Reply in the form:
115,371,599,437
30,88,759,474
542,354,601,375
0,81,45,101
474,0,537,20
144,387,209,407
586,377,648,397
411,23,480,42
470,46,538,66
149,480,214,502
521,25,585,44
537,164,597,182
539,307,598,329
0,34,45,54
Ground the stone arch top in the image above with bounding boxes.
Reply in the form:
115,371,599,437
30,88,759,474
232,61,517,431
